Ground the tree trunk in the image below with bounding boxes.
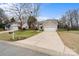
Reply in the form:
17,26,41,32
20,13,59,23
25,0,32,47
19,17,23,30
70,19,73,29
76,20,78,29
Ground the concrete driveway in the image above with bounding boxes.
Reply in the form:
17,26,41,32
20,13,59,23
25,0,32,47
0,41,48,56
14,31,78,56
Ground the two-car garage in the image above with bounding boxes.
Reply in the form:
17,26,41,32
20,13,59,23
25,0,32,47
42,20,58,31
44,27,57,31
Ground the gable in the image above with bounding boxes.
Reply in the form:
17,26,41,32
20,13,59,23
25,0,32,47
43,20,58,28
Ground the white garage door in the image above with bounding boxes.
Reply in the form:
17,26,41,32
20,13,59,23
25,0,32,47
44,28,57,31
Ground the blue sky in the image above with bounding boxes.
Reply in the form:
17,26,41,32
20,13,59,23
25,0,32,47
39,3,79,20
1,3,79,21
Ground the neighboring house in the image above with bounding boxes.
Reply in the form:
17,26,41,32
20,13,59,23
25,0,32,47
39,20,58,31
9,23,18,30
5,22,29,30
5,22,19,31
5,18,58,31
22,23,29,30
5,23,10,30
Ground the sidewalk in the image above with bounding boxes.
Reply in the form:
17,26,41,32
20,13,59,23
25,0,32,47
13,31,78,56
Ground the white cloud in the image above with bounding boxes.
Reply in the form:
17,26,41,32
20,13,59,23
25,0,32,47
36,16,50,21
0,3,10,9
0,4,16,17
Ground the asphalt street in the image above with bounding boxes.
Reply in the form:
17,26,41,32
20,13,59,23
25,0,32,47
0,41,48,56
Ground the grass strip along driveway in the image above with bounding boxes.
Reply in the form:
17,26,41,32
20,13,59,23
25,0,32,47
0,30,41,41
57,31,79,54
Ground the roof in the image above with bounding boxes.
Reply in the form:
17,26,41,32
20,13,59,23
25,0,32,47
39,20,58,28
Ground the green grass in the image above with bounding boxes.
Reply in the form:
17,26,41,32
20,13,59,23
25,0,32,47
0,28,4,31
0,30,41,41
57,28,68,31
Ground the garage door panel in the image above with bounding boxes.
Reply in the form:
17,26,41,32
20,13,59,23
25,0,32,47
44,28,57,31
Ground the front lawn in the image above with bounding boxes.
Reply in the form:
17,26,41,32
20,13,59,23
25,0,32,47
0,30,41,41
0,28,4,31
57,31,79,54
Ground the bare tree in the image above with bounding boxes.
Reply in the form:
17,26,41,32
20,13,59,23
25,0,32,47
0,8,8,23
60,9,79,30
72,9,79,29
66,10,74,29
7,4,30,29
6,3,40,30
27,4,40,30
32,3,40,17
0,8,8,29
